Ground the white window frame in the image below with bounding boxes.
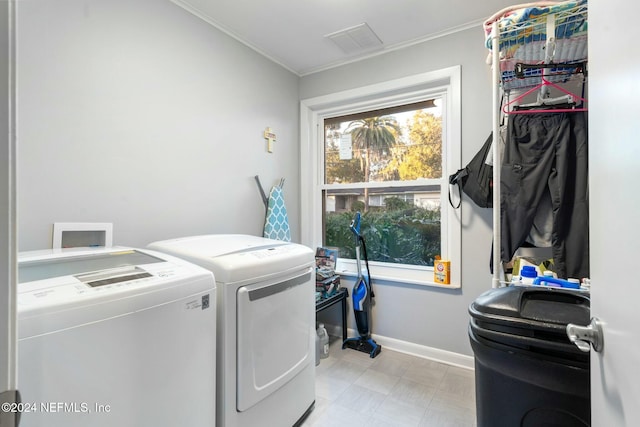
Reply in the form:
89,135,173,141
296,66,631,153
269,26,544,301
300,66,461,288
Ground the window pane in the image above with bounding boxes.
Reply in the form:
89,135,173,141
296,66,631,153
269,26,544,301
323,100,443,267
324,100,442,185
323,187,441,267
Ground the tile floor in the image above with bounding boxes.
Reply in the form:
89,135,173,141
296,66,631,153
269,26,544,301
301,337,477,427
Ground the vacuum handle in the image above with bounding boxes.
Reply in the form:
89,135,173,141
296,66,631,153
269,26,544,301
350,211,361,239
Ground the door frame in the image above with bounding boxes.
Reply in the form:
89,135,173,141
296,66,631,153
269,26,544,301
0,0,18,423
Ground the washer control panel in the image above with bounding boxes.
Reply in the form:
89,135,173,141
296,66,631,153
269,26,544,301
17,248,198,306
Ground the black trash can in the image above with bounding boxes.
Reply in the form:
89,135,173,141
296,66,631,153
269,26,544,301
468,286,590,427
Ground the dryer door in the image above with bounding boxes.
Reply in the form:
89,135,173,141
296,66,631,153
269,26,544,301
236,269,313,412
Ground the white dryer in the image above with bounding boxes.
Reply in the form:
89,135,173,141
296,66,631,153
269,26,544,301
148,234,315,427
17,247,217,427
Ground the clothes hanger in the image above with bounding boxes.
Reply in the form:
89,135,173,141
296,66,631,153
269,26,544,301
518,93,575,108
503,76,587,115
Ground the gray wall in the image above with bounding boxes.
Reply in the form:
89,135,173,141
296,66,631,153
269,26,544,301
301,28,495,356
17,0,300,250
17,1,498,357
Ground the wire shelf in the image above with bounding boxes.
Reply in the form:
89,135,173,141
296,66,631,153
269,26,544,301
488,1,588,90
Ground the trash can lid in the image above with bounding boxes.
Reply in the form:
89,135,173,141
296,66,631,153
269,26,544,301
469,286,590,332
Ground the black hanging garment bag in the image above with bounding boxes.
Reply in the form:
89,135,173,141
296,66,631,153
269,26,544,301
449,133,494,209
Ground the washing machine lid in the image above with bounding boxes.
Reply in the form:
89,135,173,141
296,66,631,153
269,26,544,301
19,247,165,284
148,234,314,284
17,246,215,314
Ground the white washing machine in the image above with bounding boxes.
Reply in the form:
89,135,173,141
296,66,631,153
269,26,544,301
17,247,217,427
148,234,315,427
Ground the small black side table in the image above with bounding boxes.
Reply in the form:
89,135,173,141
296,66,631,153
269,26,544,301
315,287,349,342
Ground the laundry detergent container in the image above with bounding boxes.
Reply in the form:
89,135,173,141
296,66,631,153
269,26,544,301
468,286,590,427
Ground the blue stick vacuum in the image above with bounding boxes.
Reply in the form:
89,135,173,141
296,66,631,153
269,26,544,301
342,212,381,358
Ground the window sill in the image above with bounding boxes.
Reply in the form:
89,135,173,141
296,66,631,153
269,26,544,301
335,259,460,289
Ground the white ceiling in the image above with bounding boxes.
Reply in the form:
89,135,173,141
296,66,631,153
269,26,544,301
171,0,520,76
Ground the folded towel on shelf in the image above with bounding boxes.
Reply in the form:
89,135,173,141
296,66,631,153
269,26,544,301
484,0,588,52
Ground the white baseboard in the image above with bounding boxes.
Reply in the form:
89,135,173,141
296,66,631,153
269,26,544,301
370,332,475,370
324,323,474,370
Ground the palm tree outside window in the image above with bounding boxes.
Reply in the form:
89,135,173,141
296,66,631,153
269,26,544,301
345,116,400,211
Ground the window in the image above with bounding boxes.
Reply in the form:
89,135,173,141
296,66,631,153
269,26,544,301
323,100,442,268
300,67,461,288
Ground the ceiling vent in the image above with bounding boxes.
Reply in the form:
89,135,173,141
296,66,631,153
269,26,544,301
325,23,383,55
